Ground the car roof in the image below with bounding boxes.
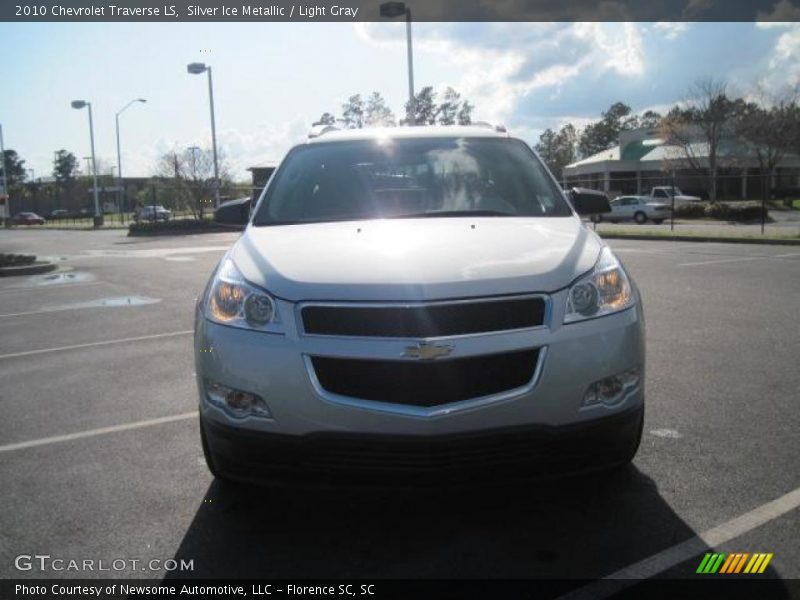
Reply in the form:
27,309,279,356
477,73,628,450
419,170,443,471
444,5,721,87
305,125,511,144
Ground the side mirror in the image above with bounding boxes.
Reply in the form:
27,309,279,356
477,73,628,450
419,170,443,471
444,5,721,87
568,187,611,215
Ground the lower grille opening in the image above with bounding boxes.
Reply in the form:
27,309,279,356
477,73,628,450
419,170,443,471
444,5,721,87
310,348,539,407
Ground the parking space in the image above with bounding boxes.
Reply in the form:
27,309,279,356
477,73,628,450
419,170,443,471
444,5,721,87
0,229,798,587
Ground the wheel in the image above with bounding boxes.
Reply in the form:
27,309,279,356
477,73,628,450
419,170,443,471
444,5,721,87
634,211,647,224
200,416,233,483
653,219,664,225
611,408,644,470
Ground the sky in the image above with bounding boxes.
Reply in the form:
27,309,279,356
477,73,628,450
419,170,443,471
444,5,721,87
0,21,798,182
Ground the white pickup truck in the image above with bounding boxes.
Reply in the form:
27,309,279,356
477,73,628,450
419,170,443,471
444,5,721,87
648,186,702,203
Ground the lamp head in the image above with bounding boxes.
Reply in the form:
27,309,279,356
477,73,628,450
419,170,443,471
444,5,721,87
187,63,207,75
71,100,88,109
379,1,406,17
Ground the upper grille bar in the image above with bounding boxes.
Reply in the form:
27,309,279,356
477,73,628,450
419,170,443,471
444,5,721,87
301,296,546,338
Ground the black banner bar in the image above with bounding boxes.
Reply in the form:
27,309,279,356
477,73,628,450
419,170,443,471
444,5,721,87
3,579,800,600
3,0,799,22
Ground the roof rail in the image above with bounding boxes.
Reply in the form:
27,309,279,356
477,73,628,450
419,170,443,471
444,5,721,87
471,121,507,133
308,124,339,139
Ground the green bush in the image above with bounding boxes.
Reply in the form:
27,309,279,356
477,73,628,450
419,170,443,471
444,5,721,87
0,253,37,267
673,201,768,222
705,202,766,222
128,219,235,236
674,203,706,219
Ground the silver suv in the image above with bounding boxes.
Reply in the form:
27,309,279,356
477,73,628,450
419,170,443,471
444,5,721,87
194,125,645,485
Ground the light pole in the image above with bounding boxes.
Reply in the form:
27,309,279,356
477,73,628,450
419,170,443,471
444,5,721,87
116,98,146,217
72,100,102,227
187,63,220,207
380,2,415,125
0,123,9,225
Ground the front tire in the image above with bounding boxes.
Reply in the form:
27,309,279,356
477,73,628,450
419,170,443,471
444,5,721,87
200,416,232,483
615,408,644,467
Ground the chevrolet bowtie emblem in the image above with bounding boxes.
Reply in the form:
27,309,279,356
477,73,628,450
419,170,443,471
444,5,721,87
401,342,454,360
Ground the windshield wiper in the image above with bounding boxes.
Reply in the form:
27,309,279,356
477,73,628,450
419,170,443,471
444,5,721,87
387,210,515,219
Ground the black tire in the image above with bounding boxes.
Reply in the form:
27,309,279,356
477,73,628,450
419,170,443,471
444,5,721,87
653,219,664,225
200,416,233,483
618,408,644,467
634,211,647,224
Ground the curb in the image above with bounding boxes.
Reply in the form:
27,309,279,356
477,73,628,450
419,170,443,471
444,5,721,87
598,233,800,246
0,261,57,277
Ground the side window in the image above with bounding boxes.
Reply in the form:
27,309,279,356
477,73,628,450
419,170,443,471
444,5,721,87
653,189,667,198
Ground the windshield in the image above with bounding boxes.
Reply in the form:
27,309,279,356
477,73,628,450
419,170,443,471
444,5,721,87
253,137,571,225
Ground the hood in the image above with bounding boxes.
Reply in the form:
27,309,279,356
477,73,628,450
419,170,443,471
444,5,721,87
231,217,602,302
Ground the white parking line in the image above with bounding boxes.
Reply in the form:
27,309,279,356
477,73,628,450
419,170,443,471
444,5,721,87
559,485,800,599
0,330,192,360
679,256,766,267
0,412,198,454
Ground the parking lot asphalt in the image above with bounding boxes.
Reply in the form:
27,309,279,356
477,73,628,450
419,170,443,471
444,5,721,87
0,229,798,589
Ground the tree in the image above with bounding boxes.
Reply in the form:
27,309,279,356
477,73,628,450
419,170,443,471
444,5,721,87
312,112,336,127
405,86,438,125
53,150,80,184
2,150,26,187
578,102,638,157
535,124,578,180
339,94,365,129
456,100,474,125
364,92,396,127
638,110,663,129
659,78,738,202
153,146,231,219
735,90,798,211
437,87,461,126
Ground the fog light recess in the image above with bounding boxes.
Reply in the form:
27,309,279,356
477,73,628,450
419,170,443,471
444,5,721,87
204,380,271,418
583,366,641,407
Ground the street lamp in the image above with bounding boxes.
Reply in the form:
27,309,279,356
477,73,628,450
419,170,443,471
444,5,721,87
116,98,146,217
71,100,102,227
379,1,415,125
187,62,220,207
0,123,9,225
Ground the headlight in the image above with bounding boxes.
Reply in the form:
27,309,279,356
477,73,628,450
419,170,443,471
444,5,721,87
564,246,634,323
205,258,280,331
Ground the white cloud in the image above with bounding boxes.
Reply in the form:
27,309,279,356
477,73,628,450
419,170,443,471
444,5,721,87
652,22,691,40
354,23,645,127
122,118,308,181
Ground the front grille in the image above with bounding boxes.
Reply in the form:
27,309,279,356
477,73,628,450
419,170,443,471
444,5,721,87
301,297,545,338
310,348,539,407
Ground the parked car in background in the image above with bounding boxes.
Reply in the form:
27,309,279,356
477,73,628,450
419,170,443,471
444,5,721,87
602,196,671,224
648,186,702,204
10,212,45,225
135,205,172,222
214,197,251,226
48,209,70,219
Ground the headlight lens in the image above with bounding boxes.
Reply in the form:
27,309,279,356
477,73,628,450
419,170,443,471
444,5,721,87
206,259,279,330
564,247,634,323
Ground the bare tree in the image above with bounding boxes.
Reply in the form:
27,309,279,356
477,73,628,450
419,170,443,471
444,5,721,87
735,87,799,216
659,78,738,202
153,147,231,219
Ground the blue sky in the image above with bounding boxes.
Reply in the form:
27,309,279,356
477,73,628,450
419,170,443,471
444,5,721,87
0,22,798,181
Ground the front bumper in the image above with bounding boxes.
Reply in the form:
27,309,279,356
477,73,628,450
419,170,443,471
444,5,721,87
202,404,644,485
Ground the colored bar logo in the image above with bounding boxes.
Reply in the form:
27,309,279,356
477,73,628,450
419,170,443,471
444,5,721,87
696,552,773,574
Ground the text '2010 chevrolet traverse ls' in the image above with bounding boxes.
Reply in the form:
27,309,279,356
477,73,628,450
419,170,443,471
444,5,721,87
195,125,645,485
